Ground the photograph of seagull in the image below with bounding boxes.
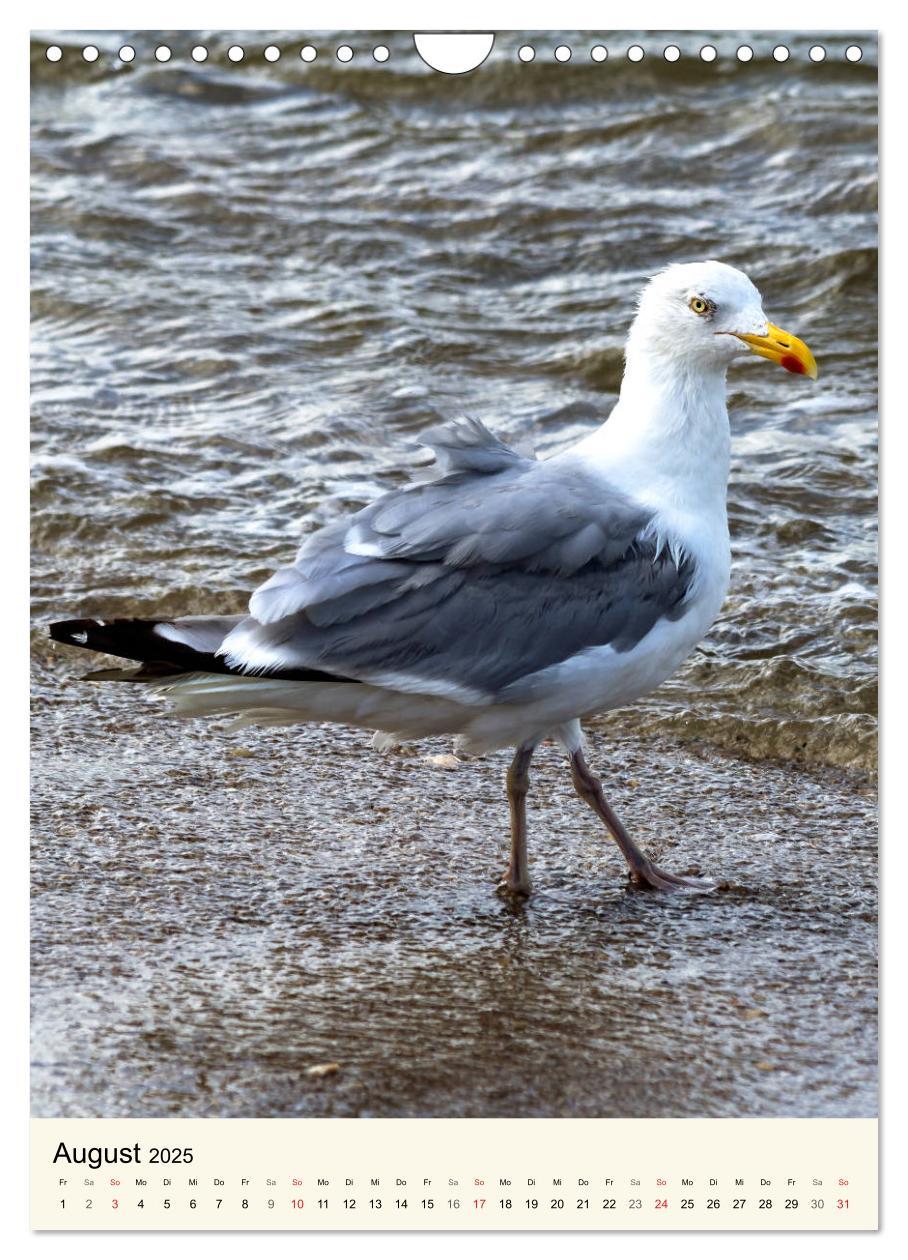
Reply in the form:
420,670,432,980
50,260,817,898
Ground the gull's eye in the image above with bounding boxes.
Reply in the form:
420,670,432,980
689,296,710,315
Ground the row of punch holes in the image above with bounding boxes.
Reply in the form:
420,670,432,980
46,43,865,66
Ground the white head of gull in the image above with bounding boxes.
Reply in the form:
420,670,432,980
50,261,818,896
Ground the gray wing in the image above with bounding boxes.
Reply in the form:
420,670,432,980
218,419,695,703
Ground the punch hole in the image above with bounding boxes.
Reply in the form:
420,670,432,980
809,45,826,62
590,45,607,62
663,46,681,62
337,45,354,63
300,45,317,63
81,46,99,63
264,46,281,62
845,45,863,62
736,45,754,62
45,45,62,62
118,46,136,63
518,45,535,62
191,46,208,62
699,45,717,62
227,46,245,63
773,46,790,62
413,33,494,74
627,45,645,63
554,45,572,62
373,46,390,62
155,46,172,63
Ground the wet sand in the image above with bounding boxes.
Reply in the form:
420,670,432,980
31,655,877,1119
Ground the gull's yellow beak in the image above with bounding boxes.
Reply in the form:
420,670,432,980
734,322,818,380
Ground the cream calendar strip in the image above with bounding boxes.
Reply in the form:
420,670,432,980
31,1117,877,1231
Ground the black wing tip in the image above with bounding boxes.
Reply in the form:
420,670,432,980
49,618,99,646
47,616,357,685
48,617,165,656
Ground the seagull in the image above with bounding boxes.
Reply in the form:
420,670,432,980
50,261,817,897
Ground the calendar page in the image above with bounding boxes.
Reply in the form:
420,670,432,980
30,25,878,1234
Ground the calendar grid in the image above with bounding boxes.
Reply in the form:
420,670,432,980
31,1117,877,1231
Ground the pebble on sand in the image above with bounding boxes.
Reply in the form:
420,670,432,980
305,1062,341,1078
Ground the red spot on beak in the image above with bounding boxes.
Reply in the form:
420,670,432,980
780,354,807,375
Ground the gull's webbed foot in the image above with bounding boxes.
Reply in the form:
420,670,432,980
495,870,532,899
626,859,716,894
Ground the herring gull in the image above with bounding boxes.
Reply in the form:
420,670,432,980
50,261,818,896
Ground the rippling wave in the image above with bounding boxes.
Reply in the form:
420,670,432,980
31,29,877,773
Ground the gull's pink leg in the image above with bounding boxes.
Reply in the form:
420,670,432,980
497,742,536,898
570,748,715,893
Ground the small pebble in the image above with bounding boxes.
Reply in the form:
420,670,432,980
306,1062,341,1077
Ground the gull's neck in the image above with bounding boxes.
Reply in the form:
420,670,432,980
575,345,732,520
